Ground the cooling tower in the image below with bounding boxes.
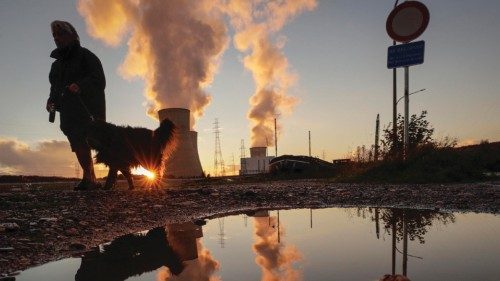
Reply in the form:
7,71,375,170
158,108,203,178
250,146,267,158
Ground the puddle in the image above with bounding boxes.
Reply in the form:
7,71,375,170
15,208,500,281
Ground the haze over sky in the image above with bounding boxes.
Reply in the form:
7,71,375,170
0,0,499,177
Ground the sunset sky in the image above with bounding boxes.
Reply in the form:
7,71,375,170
0,0,499,177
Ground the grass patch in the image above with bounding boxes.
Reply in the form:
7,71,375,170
337,142,500,183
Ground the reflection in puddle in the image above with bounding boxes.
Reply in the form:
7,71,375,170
74,222,221,281
251,210,301,281
358,208,456,280
159,222,220,281
74,226,183,280
15,208,500,281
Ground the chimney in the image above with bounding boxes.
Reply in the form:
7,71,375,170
158,108,203,178
250,146,267,158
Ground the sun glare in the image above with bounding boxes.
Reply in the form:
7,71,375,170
132,166,156,180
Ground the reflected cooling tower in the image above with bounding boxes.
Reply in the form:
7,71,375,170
158,108,203,178
166,222,203,261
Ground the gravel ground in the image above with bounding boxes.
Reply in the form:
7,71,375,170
1,179,499,275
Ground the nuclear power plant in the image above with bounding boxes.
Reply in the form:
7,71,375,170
240,146,275,175
158,108,277,177
158,108,204,178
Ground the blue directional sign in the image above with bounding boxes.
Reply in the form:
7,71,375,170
387,40,425,69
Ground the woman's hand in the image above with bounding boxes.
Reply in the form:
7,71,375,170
67,83,80,93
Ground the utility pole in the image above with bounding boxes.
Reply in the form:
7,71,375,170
403,213,408,276
265,137,269,156
274,118,278,157
310,209,313,228
374,114,380,161
392,0,400,157
404,67,409,160
392,217,397,275
277,211,281,244
308,131,311,157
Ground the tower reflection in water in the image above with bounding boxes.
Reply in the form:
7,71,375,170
74,221,220,281
159,222,220,281
357,207,455,281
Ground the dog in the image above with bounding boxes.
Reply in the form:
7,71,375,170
86,119,176,189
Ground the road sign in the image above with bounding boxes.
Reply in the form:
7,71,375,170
386,1,430,43
387,40,425,69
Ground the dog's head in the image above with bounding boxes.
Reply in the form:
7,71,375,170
145,119,177,177
155,119,177,148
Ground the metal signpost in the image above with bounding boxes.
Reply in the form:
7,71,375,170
386,1,429,159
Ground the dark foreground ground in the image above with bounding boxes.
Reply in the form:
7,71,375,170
1,179,499,276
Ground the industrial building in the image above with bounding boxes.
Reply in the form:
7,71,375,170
158,108,204,178
240,146,275,175
269,155,336,174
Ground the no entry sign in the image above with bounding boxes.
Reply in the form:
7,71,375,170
386,1,430,43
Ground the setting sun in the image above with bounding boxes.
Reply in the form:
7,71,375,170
132,166,156,180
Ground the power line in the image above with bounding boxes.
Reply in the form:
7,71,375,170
218,218,226,248
74,161,80,179
213,119,225,177
231,153,236,176
240,139,246,176
240,139,246,158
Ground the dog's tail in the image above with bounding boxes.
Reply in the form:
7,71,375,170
154,119,177,158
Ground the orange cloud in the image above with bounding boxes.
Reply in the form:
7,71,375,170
0,138,108,178
0,138,73,176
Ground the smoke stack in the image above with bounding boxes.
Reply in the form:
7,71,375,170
250,147,267,158
158,108,203,178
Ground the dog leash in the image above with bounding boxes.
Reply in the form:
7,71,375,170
66,87,95,122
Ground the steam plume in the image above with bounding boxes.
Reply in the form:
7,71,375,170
78,0,228,128
253,215,302,281
78,0,315,136
224,0,317,146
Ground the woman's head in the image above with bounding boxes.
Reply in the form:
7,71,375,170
50,20,79,48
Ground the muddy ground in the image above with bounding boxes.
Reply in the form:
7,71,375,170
1,179,499,276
